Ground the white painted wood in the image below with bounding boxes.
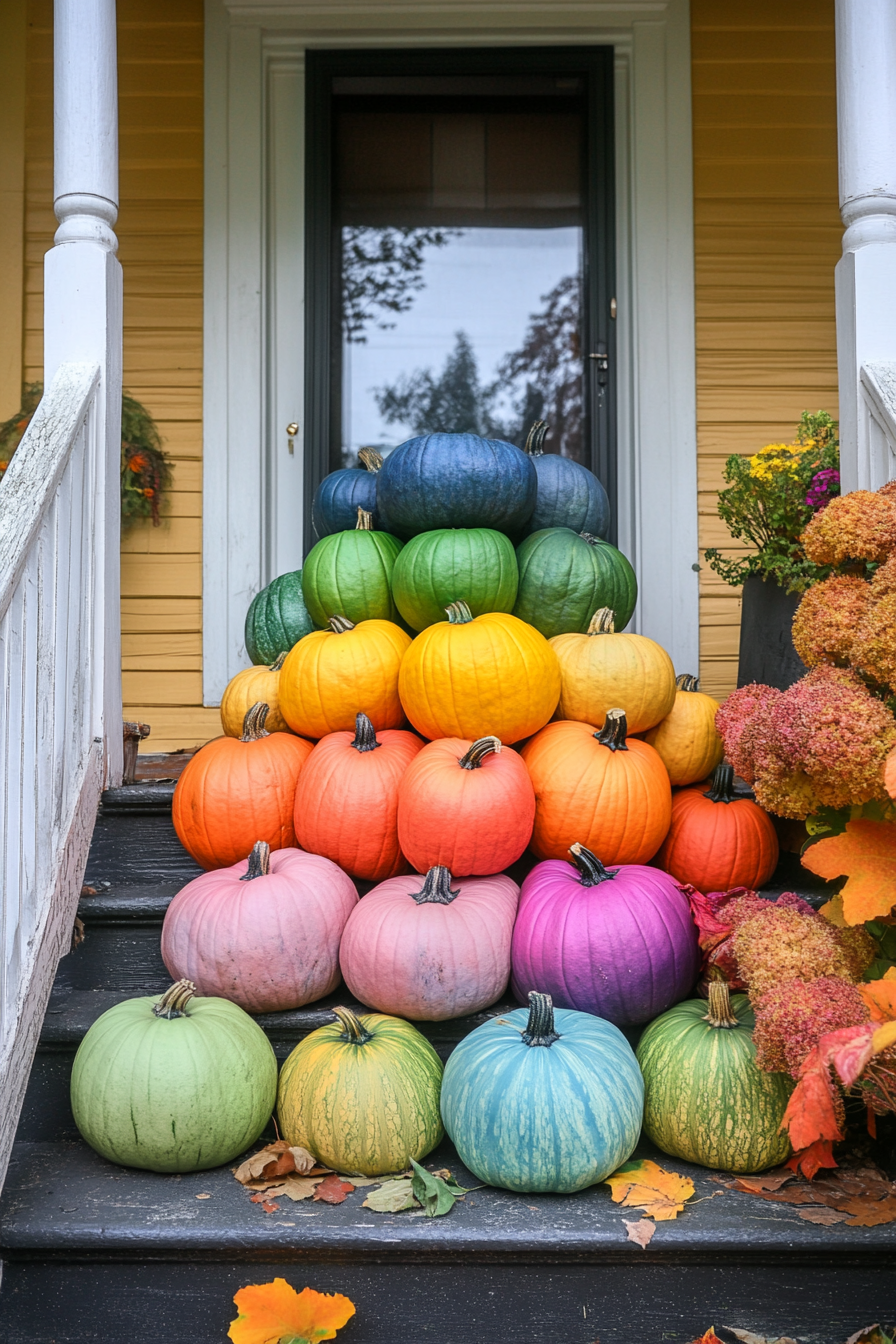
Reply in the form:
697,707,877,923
856,360,896,488
203,0,699,699
53,0,119,251
835,0,896,490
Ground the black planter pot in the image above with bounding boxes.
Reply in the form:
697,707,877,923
737,572,806,691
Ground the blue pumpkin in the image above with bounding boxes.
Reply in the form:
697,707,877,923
311,448,383,538
522,421,610,538
375,433,537,539
440,991,643,1193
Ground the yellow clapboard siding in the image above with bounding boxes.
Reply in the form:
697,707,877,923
127,708,222,754
120,556,202,599
121,599,202,634
120,516,201,554
122,671,204,704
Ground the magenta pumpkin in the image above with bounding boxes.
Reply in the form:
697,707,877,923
161,842,358,1013
339,865,519,1021
511,843,699,1027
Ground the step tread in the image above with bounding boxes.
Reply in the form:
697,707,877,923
2,1138,891,1264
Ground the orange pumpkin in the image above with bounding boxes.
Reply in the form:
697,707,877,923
397,736,536,876
220,653,291,737
172,703,312,870
293,712,424,882
279,615,411,739
398,601,560,744
643,673,723,786
655,763,779,893
521,710,672,864
550,607,676,734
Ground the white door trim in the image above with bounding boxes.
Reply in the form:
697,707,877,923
203,0,698,703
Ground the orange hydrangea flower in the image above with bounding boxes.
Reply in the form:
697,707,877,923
229,1279,355,1344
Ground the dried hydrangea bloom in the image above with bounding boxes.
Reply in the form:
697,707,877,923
801,490,896,565
733,904,858,1000
796,666,896,808
752,975,870,1077
715,683,782,784
871,551,896,597
835,922,877,980
791,575,871,667
850,590,896,689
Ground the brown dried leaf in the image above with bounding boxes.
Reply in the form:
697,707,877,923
796,1207,851,1224
622,1217,655,1249
729,1160,896,1226
729,1170,795,1193
233,1141,318,1186
313,1174,355,1204
261,1175,323,1202
248,1192,280,1213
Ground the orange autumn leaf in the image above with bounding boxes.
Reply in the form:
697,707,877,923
801,820,896,924
604,1158,695,1221
687,1332,721,1344
229,1279,355,1344
859,968,896,1023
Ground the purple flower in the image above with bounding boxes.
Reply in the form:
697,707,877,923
806,468,840,511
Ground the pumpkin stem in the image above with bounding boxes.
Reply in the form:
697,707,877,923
240,840,271,880
412,865,460,905
524,419,548,456
594,708,628,752
358,447,383,473
704,762,736,803
579,532,601,548
459,736,502,769
333,1006,373,1045
268,651,288,672
704,979,739,1029
328,615,356,634
445,600,474,625
569,842,616,886
356,506,374,530
522,991,560,1048
153,979,196,1018
676,672,699,692
241,702,271,741
351,712,381,753
586,607,615,635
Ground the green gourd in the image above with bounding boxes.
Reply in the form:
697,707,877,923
245,569,314,664
392,527,518,631
302,508,403,628
70,981,278,1172
513,527,637,639
636,981,794,1174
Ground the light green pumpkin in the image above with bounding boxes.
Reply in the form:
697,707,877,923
70,981,277,1173
392,527,519,631
301,508,403,627
636,982,793,1174
513,527,637,639
244,569,314,664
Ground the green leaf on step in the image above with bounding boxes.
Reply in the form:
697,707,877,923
362,1178,418,1213
410,1160,476,1218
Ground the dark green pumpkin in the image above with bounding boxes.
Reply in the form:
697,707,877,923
301,508,403,627
392,527,519,631
245,570,314,664
636,982,793,1174
512,528,637,639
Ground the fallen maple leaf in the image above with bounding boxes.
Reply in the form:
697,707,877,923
260,1175,322,1203
604,1159,695,1221
686,1332,721,1344
313,1175,355,1205
729,1169,795,1193
860,970,896,1023
786,1139,838,1180
229,1279,355,1344
622,1217,655,1249
720,1159,896,1227
801,820,896,924
233,1142,318,1186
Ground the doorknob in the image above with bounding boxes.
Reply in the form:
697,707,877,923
588,345,609,386
286,422,299,455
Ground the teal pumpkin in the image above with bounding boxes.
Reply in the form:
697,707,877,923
70,981,278,1173
440,991,643,1193
245,570,314,664
636,982,793,1173
513,528,637,639
301,508,403,628
392,527,519,631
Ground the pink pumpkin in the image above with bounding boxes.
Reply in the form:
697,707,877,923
339,865,519,1021
161,841,357,1013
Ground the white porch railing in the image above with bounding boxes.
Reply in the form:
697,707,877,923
0,362,118,1188
856,360,896,488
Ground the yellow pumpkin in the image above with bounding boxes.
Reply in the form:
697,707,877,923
398,601,561,744
279,615,411,738
643,673,724,785
550,607,676,734
220,653,291,737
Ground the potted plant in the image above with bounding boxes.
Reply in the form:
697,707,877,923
704,411,839,690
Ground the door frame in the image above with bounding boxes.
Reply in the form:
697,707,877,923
203,0,698,703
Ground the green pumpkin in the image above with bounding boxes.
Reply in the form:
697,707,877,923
70,981,278,1173
512,528,637,639
391,527,518,631
636,982,794,1174
302,508,403,628
277,1007,444,1176
245,569,314,664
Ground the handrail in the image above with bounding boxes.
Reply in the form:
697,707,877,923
857,360,896,489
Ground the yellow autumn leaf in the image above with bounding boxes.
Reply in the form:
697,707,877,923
604,1158,695,1221
858,968,896,1024
801,820,896,925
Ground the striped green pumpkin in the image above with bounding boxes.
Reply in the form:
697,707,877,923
245,569,314,664
636,982,793,1174
277,1007,443,1176
513,528,637,639
392,526,518,631
301,509,403,628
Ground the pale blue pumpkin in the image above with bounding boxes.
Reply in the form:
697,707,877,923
440,991,643,1193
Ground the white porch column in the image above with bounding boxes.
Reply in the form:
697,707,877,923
45,0,123,785
835,0,896,491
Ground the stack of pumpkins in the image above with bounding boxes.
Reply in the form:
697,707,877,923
70,430,791,1192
